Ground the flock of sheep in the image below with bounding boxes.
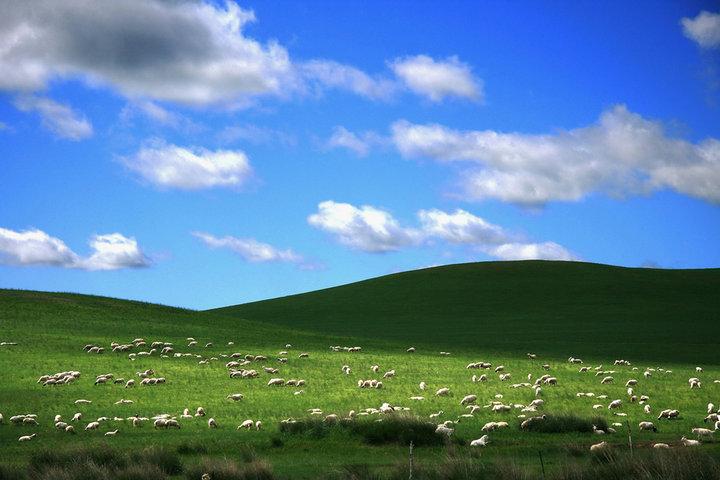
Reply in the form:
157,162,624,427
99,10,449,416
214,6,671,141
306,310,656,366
2,338,719,456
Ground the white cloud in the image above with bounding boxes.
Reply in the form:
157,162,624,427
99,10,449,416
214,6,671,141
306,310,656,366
0,0,292,105
325,126,386,156
13,96,93,140
192,232,304,264
0,228,149,270
488,242,575,261
390,55,482,102
391,105,720,205
119,100,202,133
681,11,720,49
308,201,419,253
417,209,510,245
122,140,252,190
79,233,150,271
308,201,575,260
300,60,398,101
216,124,296,146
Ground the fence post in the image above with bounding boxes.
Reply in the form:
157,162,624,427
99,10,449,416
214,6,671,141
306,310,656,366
409,441,414,480
538,450,546,479
626,420,633,456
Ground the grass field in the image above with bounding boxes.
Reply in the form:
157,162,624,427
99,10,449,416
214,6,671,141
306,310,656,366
1,261,720,479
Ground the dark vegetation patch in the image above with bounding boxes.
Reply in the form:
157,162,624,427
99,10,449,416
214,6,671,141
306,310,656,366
183,457,275,480
279,415,449,446
522,414,609,434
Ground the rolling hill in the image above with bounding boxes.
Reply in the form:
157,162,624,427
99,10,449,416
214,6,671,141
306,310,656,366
211,261,720,363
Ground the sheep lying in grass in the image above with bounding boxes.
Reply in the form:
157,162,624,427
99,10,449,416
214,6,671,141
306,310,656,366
590,441,608,452
470,435,490,446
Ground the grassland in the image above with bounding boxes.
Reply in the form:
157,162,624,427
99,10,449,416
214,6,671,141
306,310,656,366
215,261,720,364
1,262,720,478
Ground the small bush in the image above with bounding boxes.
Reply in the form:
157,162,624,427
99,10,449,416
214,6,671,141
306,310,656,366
176,442,209,455
0,465,26,480
523,414,609,434
279,415,447,446
130,447,182,475
184,458,275,480
269,436,284,448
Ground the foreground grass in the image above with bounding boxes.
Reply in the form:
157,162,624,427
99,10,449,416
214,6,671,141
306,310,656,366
1,288,720,477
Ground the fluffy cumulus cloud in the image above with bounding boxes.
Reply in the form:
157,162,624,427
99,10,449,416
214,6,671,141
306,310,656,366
308,201,420,253
122,140,252,190
308,201,575,260
0,0,291,105
14,96,93,140
681,11,720,49
390,55,483,102
391,105,720,205
0,228,149,270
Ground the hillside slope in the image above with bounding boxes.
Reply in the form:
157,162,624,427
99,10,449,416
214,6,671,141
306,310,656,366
212,261,720,363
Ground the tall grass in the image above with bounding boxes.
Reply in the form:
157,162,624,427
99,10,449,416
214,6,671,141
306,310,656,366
522,414,609,434
279,416,447,446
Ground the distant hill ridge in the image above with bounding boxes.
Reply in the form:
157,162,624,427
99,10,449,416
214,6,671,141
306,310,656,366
211,261,720,363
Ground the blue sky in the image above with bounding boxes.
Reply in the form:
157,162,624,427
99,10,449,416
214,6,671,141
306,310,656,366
1,0,719,309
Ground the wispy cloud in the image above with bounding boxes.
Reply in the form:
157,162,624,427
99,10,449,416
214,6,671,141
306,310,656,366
390,55,483,102
681,11,720,49
122,139,253,190
13,96,93,140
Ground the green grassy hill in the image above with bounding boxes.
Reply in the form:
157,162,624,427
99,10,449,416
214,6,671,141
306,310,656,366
212,261,720,363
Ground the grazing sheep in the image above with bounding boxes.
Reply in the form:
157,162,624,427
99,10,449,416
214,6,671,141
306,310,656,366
406,347,416,353
691,427,715,440
644,405,652,414
435,425,453,436
383,370,396,379
608,399,622,409
681,436,701,446
419,381,427,390
658,409,680,420
18,434,36,442
653,443,670,449
85,421,100,430
601,376,614,384
104,430,118,437
436,387,450,397
470,435,490,447
227,394,244,401
638,421,657,432
237,419,254,430
208,418,218,428
268,378,285,386
371,365,380,373
708,403,716,415
196,407,206,417
460,394,477,405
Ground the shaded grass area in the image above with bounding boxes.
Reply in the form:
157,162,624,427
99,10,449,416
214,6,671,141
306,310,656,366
214,261,720,363
523,414,609,434
3,445,719,480
279,416,448,446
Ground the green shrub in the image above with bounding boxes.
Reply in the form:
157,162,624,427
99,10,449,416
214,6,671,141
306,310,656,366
523,414,609,434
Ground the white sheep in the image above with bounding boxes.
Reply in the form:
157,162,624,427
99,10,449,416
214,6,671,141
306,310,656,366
208,418,218,428
105,430,119,437
18,433,36,442
638,421,657,432
681,436,701,446
691,427,714,440
227,393,244,401
460,394,477,405
589,441,608,452
436,387,450,396
470,435,490,447
85,421,100,430
237,419,254,430
652,443,670,449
